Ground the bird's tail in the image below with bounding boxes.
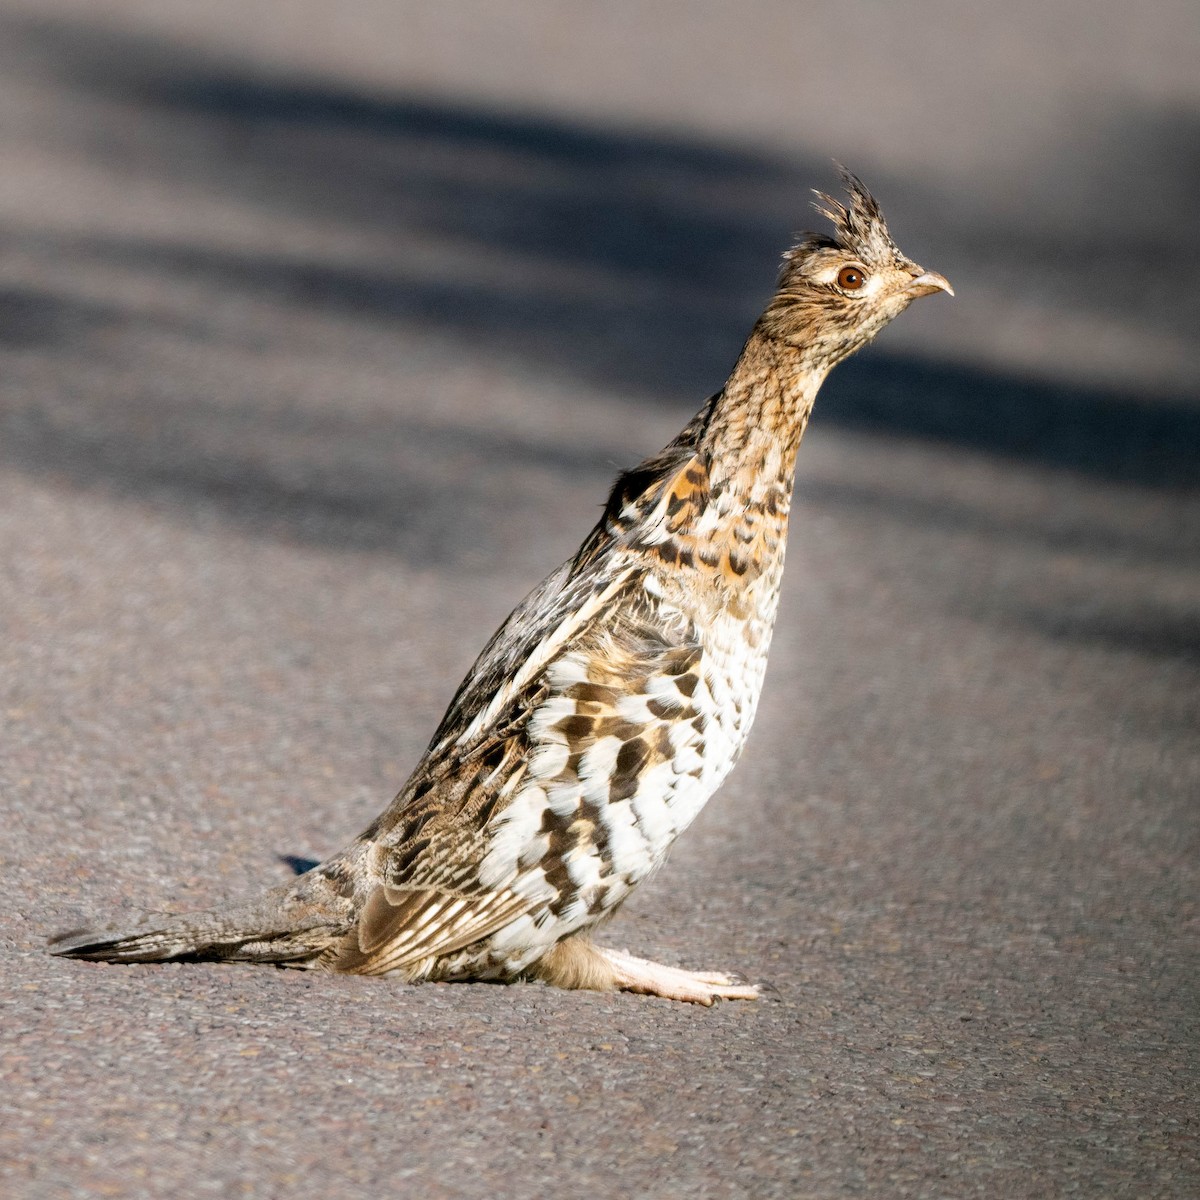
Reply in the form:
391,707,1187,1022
47,882,351,967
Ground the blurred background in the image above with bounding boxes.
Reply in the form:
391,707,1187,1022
2,0,1198,517
2,3,1197,1196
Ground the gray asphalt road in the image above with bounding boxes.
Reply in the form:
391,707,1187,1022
2,3,1197,1197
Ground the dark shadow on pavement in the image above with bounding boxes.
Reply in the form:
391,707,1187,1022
995,601,1200,664
279,855,321,877
1,9,1198,572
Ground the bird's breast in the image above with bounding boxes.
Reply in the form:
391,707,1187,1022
467,559,781,971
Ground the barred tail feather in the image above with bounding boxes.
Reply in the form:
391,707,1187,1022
47,894,347,966
48,926,307,965
50,924,214,963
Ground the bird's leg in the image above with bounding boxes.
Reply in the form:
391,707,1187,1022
598,947,760,1005
532,936,759,1005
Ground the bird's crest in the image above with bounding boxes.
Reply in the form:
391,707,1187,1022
787,164,905,269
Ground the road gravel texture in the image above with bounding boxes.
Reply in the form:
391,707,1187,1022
1,3,1197,1197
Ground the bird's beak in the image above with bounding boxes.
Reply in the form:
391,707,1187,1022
908,269,954,298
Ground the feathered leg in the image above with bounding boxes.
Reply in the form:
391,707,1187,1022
531,935,759,1005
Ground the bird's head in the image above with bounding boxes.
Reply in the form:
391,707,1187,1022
759,166,952,368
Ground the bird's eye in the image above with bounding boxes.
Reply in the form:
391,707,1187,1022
837,265,867,291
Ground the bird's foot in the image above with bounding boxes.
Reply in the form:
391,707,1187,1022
596,946,759,1005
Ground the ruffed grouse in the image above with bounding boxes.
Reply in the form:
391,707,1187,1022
50,170,951,1003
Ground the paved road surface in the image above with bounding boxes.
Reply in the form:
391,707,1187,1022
2,3,1197,1196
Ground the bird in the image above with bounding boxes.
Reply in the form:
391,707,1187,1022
49,168,952,1004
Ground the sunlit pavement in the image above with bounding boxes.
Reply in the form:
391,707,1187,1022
2,5,1197,1196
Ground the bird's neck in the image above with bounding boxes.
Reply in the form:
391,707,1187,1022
699,326,828,502
586,326,828,588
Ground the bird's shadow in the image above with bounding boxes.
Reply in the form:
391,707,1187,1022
279,855,322,877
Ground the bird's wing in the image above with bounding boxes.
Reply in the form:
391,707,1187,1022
329,561,650,974
327,882,534,977
330,445,715,977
